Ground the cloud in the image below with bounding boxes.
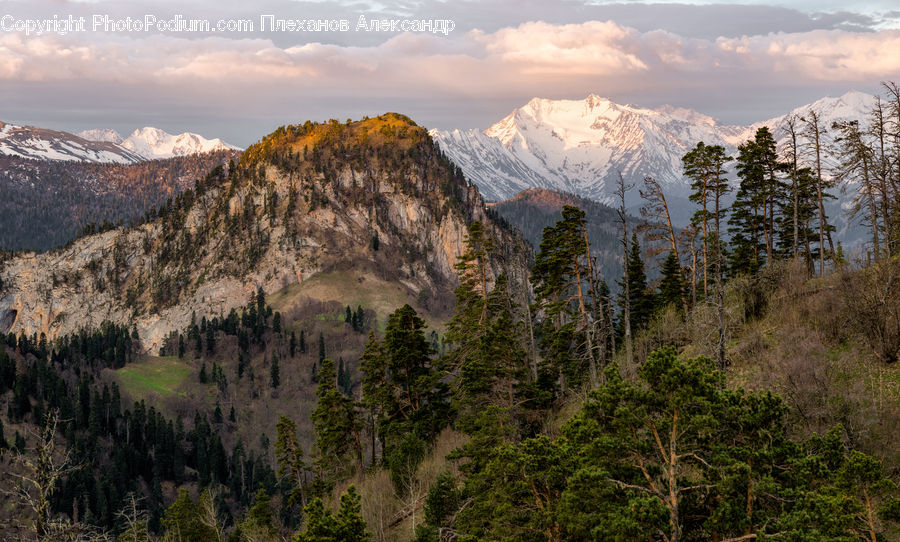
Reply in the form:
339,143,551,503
1,15,898,141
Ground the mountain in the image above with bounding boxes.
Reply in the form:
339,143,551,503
0,150,241,251
430,91,876,211
0,121,144,163
77,128,123,144
0,114,527,354
0,121,241,164
116,126,241,159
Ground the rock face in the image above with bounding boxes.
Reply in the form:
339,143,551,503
0,114,527,353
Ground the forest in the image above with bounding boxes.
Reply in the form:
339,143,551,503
2,87,900,541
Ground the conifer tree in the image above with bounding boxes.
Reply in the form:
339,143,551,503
618,233,654,333
729,127,785,275
238,488,278,540
294,486,371,542
312,358,362,481
361,305,449,463
657,251,685,312
531,207,603,391
683,141,732,297
275,415,307,506
270,353,280,389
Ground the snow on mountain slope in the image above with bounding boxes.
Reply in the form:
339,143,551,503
431,91,875,208
0,121,143,164
1,122,241,164
119,127,241,159
77,128,123,145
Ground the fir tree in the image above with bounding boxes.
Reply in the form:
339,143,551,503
295,486,371,541
270,354,280,389
618,233,655,333
273,311,282,334
311,358,361,481
657,250,685,312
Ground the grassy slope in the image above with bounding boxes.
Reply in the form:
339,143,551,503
115,355,192,399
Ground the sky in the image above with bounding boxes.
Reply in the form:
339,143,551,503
1,0,899,146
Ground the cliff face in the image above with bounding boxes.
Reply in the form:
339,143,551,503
0,114,528,352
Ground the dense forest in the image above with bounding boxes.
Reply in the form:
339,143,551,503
2,87,900,541
0,150,240,251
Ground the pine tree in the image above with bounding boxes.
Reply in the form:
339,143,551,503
318,333,326,364
683,141,732,298
531,207,604,391
275,415,307,507
299,330,307,353
354,305,365,332
657,251,685,312
618,233,654,333
729,127,785,275
161,488,217,541
359,332,388,466
241,488,277,540
273,311,282,334
311,358,361,481
294,486,371,542
270,354,280,389
290,331,297,357
361,305,450,463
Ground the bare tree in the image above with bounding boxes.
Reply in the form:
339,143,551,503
197,488,225,542
782,115,803,260
4,411,110,541
640,176,685,311
615,172,634,366
834,120,880,261
115,493,150,542
801,110,836,276
869,96,894,258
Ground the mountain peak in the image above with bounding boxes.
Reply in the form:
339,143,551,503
78,128,123,144
433,90,876,204
120,127,241,159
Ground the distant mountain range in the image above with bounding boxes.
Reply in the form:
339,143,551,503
431,91,876,209
79,126,241,160
0,121,240,164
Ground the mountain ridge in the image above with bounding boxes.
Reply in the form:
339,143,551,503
0,121,241,164
431,90,876,207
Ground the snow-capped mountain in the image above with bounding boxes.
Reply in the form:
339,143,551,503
116,127,240,159
1,122,241,163
0,121,143,164
430,91,876,209
77,128,124,145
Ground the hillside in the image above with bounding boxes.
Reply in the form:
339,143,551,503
0,114,527,354
0,150,240,251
